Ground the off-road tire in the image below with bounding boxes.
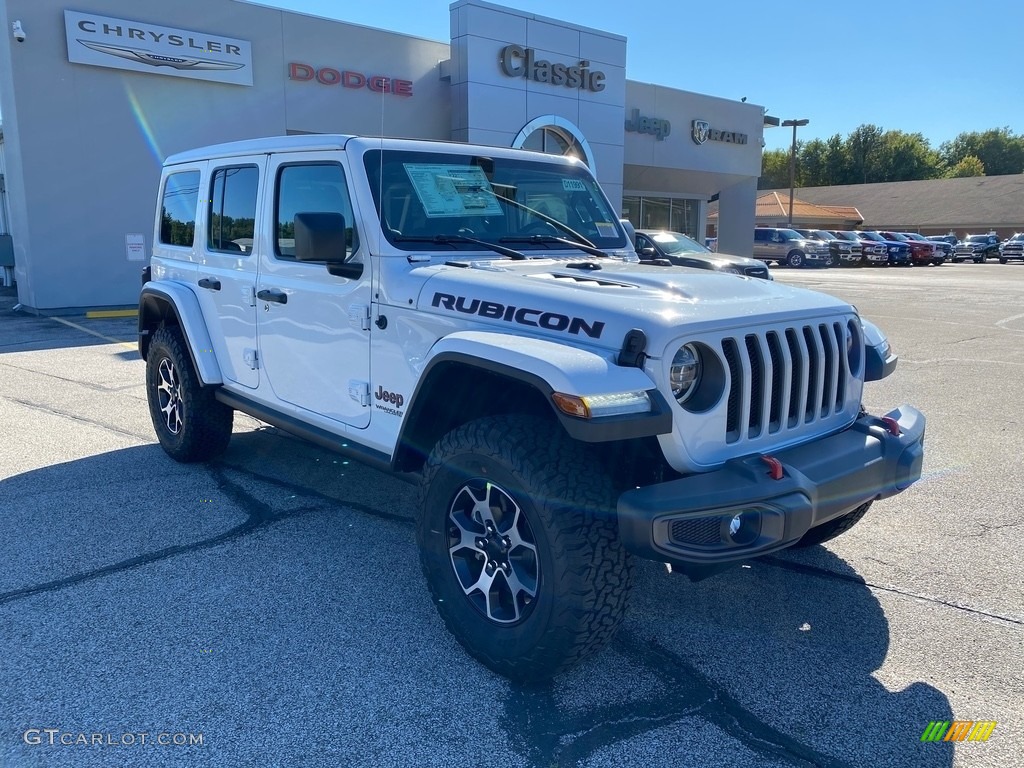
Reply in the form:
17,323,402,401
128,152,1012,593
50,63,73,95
417,415,632,682
792,502,872,548
146,326,233,462
786,250,804,268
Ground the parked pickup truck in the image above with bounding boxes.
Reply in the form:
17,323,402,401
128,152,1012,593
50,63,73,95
1000,233,1024,263
139,135,926,681
955,234,1001,263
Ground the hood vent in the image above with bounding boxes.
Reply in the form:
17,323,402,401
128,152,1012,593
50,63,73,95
531,273,638,289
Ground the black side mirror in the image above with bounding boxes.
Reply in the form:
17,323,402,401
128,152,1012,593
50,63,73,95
295,212,362,278
295,212,348,263
640,247,657,258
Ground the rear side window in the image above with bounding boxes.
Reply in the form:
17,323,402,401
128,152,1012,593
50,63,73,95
159,171,200,247
275,164,359,260
208,166,259,254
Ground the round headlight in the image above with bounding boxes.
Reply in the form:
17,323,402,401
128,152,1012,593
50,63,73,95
670,344,702,403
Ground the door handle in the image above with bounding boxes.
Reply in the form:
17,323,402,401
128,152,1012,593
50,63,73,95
257,288,288,304
198,277,221,291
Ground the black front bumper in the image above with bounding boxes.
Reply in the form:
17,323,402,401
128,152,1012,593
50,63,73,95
617,406,925,575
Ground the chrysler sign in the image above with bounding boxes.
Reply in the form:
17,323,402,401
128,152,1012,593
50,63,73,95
64,11,253,86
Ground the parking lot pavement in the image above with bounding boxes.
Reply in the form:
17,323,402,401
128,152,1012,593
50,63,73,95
0,266,1021,768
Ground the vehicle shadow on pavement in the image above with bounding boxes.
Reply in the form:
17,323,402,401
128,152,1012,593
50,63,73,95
0,430,955,768
0,288,138,355
506,553,956,768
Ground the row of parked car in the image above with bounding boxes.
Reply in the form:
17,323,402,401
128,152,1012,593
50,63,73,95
751,227,1024,268
624,224,1024,283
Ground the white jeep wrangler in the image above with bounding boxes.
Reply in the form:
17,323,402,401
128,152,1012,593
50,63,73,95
139,135,925,681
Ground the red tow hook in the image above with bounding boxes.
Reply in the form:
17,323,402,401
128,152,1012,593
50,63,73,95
761,455,784,481
881,416,901,436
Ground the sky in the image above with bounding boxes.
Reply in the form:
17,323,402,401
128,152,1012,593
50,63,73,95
248,0,1024,153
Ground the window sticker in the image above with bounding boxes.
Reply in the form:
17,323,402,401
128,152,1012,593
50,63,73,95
562,178,587,192
403,164,504,218
595,222,617,238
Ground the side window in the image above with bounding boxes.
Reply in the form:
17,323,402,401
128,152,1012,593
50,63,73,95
159,171,200,247
753,230,766,242
208,166,259,254
275,163,359,260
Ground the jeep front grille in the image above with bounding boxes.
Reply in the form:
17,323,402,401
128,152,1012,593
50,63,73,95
722,322,849,444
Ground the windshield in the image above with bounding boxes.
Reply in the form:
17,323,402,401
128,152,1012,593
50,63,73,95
884,232,909,241
777,229,805,240
966,235,989,243
834,231,861,242
363,149,626,252
812,230,837,241
649,231,710,254
858,231,886,242
903,233,927,241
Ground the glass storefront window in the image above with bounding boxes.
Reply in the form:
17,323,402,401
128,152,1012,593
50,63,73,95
620,196,701,240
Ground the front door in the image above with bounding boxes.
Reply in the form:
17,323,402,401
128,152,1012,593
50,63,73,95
256,153,371,428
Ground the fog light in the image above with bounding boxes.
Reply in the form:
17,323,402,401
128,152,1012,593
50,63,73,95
726,510,761,545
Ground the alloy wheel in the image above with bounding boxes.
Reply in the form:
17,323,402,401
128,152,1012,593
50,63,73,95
446,479,539,624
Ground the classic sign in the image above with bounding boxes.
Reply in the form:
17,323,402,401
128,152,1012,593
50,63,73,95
498,45,605,92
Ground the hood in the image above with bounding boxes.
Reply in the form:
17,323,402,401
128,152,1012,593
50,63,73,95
414,258,852,357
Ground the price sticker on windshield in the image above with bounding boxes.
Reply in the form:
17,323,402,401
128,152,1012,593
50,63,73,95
561,179,587,192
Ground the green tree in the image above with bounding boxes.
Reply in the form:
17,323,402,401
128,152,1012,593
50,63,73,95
940,128,1024,176
871,131,943,182
847,124,884,184
946,154,986,178
758,148,791,190
798,138,828,187
822,134,852,186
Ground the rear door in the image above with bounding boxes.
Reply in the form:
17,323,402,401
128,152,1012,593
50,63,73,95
195,157,264,389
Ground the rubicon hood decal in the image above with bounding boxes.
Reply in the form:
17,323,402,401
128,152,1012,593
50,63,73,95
77,40,245,71
431,292,606,339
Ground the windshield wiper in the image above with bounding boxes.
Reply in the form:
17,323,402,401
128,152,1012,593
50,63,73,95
500,235,608,258
392,234,526,260
475,183,604,251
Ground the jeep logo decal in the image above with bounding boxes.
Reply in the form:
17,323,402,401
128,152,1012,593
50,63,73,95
431,293,605,339
375,386,405,408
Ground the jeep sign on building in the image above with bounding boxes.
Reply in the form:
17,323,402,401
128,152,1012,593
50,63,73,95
0,0,765,311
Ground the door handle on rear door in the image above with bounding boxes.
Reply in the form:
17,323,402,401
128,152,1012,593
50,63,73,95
257,288,288,304
198,278,221,291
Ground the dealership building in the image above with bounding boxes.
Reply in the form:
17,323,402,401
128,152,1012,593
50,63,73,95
0,0,765,311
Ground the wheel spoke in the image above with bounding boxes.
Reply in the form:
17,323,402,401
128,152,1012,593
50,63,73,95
503,506,536,557
462,566,495,598
448,515,482,557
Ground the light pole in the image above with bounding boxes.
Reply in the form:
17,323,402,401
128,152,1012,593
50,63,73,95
781,119,809,226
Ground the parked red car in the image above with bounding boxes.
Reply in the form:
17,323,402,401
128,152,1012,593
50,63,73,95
879,231,942,266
